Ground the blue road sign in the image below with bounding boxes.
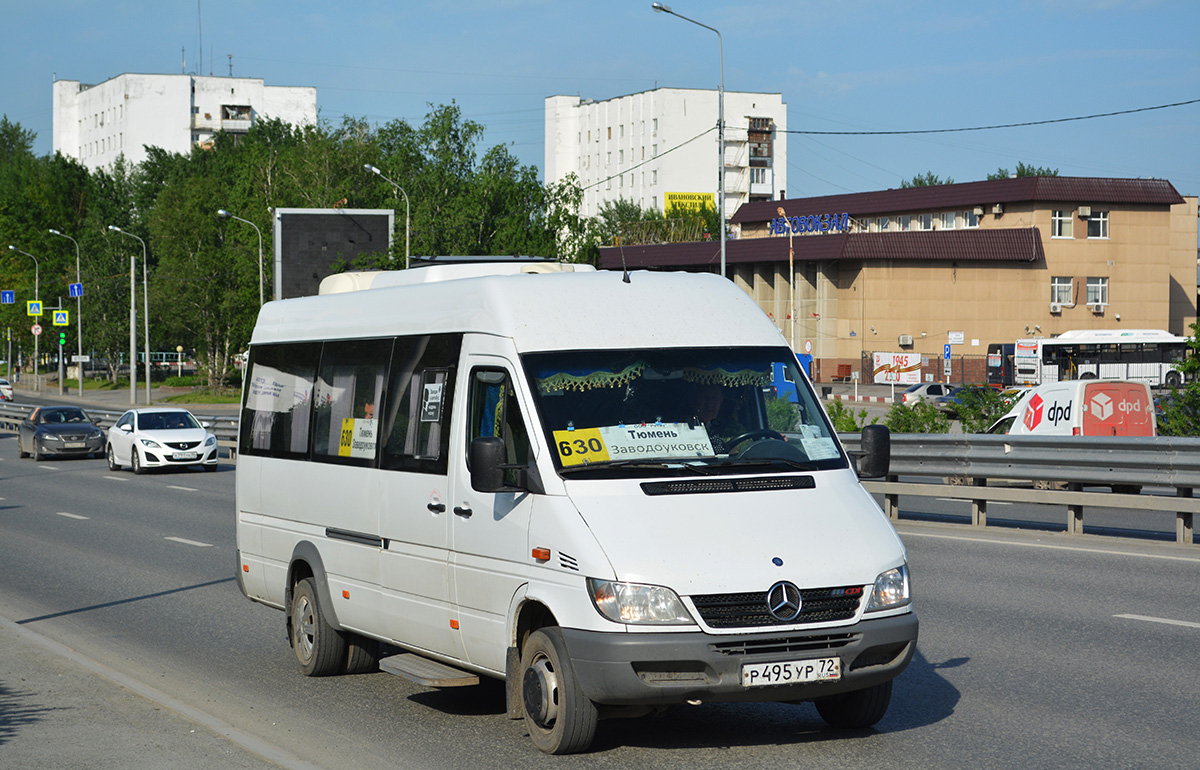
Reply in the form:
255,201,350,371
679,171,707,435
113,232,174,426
0,290,13,305
943,344,951,359
69,282,83,298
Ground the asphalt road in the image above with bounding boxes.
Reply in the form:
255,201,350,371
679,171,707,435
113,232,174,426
1,429,1198,769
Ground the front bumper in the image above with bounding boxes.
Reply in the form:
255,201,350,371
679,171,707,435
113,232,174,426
39,437,105,456
561,611,917,706
141,446,219,467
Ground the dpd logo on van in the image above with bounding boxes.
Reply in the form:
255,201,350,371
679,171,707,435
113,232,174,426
1023,394,1044,430
1090,393,1114,421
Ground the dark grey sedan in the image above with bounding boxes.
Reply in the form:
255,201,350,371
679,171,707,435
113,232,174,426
17,406,106,461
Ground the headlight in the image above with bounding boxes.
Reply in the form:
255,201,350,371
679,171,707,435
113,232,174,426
204,435,217,446
138,438,162,448
43,433,62,441
865,565,911,612
89,430,103,439
587,578,694,625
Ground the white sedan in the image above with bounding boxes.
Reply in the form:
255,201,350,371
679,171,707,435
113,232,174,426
106,407,219,474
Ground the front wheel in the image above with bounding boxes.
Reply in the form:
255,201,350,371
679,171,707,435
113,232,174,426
106,444,119,471
815,680,892,729
520,628,597,755
290,577,346,676
132,448,144,474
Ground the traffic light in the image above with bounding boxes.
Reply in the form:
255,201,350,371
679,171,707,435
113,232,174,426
58,331,67,346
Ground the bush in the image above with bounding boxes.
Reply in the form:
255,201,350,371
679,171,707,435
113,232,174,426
825,399,878,432
949,387,1008,433
884,401,950,433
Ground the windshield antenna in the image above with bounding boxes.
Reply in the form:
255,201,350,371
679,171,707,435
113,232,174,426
618,242,631,283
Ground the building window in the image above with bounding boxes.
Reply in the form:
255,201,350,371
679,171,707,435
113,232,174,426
619,149,624,163
940,212,956,230
1051,276,1073,305
918,213,933,231
751,168,766,184
898,215,912,231
962,210,979,228
878,216,891,232
652,144,658,157
620,124,624,138
607,127,611,140
1087,211,1109,239
1086,277,1109,305
606,152,611,166
651,170,657,185
653,118,658,132
1052,210,1073,238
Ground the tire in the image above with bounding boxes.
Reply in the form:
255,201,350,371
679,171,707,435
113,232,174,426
201,462,217,472
106,444,119,471
815,680,892,729
343,632,380,674
32,442,41,462
289,577,346,677
132,448,144,474
1165,370,1182,388
519,628,598,755
18,436,28,459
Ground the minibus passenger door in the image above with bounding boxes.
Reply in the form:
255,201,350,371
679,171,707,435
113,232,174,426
449,363,538,671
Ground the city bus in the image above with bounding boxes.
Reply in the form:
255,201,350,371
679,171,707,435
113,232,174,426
1012,329,1188,387
986,343,1015,387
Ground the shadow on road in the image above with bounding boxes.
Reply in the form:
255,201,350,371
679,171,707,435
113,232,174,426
0,684,64,747
16,577,236,626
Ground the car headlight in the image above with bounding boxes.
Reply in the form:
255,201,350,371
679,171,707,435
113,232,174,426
138,438,162,448
204,435,217,447
89,430,103,439
587,578,694,625
865,564,911,612
43,433,62,441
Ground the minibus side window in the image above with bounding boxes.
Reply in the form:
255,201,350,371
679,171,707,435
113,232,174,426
380,334,462,474
239,342,321,459
467,368,529,485
311,338,393,467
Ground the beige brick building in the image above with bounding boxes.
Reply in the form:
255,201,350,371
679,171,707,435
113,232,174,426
599,177,1198,382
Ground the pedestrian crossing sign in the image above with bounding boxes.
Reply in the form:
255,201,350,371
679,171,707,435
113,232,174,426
53,310,69,326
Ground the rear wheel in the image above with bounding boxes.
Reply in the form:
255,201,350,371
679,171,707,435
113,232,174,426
520,628,597,755
289,577,346,677
815,680,892,729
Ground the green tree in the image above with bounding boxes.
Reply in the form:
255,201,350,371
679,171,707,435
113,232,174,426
1157,320,1200,436
825,399,878,432
900,171,954,188
987,162,1059,180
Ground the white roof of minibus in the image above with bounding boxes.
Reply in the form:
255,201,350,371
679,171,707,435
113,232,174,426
251,268,785,352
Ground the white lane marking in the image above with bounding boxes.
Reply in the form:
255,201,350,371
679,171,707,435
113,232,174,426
899,530,1200,564
165,537,212,548
56,512,89,520
1115,614,1200,630
37,465,60,470
0,615,323,770
166,485,198,492
103,475,128,482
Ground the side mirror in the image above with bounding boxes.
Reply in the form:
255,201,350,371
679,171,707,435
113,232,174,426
856,424,890,478
119,423,133,433
470,437,507,492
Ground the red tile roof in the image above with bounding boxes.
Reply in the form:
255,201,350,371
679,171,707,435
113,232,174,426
598,227,1044,270
731,176,1183,224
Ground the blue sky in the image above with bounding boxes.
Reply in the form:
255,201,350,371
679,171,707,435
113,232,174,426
2,0,1198,199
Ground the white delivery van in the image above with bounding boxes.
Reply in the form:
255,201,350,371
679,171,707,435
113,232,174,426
235,260,916,754
988,379,1156,436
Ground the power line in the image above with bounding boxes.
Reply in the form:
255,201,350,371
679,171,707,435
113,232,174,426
785,98,1200,136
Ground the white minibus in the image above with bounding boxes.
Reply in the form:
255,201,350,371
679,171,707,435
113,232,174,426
235,260,916,754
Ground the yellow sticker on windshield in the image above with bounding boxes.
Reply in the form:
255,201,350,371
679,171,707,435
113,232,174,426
553,428,611,467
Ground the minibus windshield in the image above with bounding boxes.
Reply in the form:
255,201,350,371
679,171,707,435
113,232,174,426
523,347,847,476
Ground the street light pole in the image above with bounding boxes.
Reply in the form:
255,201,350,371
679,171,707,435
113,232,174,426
48,229,84,397
364,164,410,268
216,210,265,306
107,226,151,406
7,246,39,391
777,207,795,353
652,2,725,279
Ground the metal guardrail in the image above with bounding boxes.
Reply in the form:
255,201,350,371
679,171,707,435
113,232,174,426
840,432,1199,545
0,401,240,460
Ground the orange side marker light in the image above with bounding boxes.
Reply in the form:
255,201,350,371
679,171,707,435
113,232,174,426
532,548,551,561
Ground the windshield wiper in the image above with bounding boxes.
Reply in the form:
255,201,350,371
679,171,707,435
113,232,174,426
711,457,821,472
559,459,717,475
